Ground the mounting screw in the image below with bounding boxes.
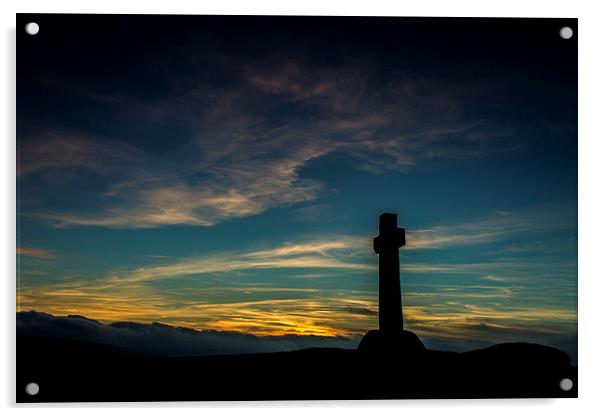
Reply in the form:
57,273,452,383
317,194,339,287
559,26,573,40
25,382,40,396
25,22,40,35
559,378,573,391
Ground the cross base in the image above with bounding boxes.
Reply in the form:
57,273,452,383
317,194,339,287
357,329,425,355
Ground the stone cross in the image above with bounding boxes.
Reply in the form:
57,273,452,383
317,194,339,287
373,213,406,336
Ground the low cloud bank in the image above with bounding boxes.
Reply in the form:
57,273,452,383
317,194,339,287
17,311,359,356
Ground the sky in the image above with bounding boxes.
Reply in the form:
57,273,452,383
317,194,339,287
17,15,577,359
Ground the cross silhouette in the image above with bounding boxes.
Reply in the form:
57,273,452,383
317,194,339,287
373,213,406,336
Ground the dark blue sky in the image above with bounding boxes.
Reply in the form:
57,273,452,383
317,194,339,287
17,15,577,358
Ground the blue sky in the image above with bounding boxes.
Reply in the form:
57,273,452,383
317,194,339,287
17,16,577,359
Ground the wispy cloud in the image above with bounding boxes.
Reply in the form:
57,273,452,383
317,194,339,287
20,53,528,229
16,226,576,354
406,203,575,250
48,203,574,286
18,133,155,179
114,237,373,284
17,277,576,337
17,285,378,337
17,246,54,258
480,274,518,283
16,285,576,360
23,135,323,228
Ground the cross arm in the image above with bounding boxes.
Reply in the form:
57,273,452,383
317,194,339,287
373,228,406,254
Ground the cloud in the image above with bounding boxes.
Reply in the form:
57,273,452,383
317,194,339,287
18,134,154,179
16,227,576,343
405,203,575,250
480,274,518,283
404,301,577,360
327,115,390,131
244,241,358,258
16,223,576,359
17,246,54,258
23,135,322,229
16,205,576,341
246,62,335,102
35,202,573,286
20,53,528,229
17,287,380,337
244,60,374,114
111,237,373,284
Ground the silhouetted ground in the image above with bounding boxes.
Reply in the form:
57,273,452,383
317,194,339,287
17,335,576,402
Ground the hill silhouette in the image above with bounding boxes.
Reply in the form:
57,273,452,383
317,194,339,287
17,312,576,402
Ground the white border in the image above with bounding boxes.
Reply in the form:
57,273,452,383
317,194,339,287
2,0,602,414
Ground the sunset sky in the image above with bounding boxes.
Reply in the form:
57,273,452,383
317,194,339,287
17,16,577,358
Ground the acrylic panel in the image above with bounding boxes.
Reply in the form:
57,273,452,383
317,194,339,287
16,14,578,402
